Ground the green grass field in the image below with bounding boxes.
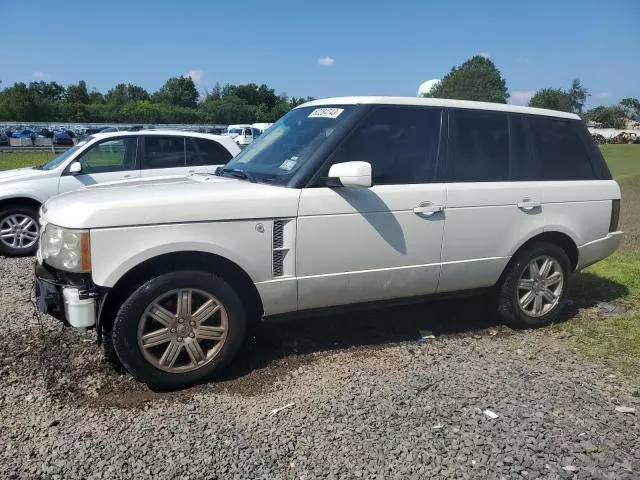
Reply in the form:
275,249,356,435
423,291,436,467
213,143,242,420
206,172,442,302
1,145,640,374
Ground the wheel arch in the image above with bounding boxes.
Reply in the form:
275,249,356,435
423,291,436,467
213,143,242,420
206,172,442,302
0,196,43,213
499,230,579,286
97,250,264,341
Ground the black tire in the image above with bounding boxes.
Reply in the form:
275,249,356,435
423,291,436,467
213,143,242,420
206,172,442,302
0,206,40,256
110,270,247,390
497,242,571,329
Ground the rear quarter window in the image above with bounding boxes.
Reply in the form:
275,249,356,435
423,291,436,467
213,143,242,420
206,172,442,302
520,117,596,181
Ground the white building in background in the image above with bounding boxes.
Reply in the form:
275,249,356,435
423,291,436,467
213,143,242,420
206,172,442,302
417,79,441,97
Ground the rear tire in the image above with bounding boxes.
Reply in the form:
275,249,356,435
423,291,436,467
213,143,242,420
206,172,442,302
497,242,571,328
110,270,246,390
0,206,40,256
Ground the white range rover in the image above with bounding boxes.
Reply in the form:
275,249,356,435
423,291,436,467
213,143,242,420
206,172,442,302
35,97,622,389
0,130,239,256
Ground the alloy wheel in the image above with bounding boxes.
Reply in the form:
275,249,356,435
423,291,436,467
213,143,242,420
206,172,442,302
0,214,39,250
137,288,229,373
517,255,564,317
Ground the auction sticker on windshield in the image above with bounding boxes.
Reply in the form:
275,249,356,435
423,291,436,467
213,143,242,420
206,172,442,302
308,108,344,119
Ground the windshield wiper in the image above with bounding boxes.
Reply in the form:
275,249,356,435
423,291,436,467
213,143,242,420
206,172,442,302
219,167,255,182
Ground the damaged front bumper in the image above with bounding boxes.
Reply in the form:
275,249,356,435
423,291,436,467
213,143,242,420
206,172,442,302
34,262,103,329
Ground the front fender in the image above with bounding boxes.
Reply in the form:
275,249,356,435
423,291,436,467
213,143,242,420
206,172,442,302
90,221,272,288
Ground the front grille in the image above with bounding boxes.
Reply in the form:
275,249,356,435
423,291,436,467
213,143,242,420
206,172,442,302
272,250,285,277
273,220,284,249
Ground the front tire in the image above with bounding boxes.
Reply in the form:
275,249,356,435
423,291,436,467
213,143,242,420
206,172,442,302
0,206,40,256
497,242,571,328
110,270,246,390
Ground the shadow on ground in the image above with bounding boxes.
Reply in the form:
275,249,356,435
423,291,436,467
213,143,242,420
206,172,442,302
569,272,629,308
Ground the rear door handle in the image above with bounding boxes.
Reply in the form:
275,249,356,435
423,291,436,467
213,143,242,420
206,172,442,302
517,201,541,211
413,204,444,216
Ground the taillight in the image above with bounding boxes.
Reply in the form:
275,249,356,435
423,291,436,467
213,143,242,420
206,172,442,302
609,199,620,232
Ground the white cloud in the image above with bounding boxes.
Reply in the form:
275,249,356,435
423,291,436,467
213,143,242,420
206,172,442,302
318,56,335,67
33,70,50,80
478,52,490,59
595,91,612,99
516,55,532,64
185,69,204,84
510,90,535,105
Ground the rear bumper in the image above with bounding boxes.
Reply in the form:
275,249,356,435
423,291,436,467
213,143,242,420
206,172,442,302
34,263,101,329
577,231,623,270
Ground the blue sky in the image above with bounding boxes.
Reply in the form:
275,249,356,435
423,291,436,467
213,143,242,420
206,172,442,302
1,0,637,107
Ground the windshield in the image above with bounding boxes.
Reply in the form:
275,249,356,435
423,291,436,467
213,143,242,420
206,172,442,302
36,138,91,170
227,128,243,135
221,106,358,185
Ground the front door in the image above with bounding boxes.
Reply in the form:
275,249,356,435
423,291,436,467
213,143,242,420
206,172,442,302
296,105,446,310
58,136,140,194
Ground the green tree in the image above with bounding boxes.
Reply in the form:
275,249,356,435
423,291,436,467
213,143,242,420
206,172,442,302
28,81,66,102
528,88,573,112
0,82,39,120
620,97,640,120
105,83,150,104
154,76,198,108
65,80,90,104
424,55,509,103
584,105,627,128
568,78,589,114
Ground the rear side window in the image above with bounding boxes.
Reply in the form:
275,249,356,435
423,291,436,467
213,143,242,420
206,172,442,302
522,117,596,180
142,136,185,169
186,138,233,166
449,109,510,182
327,106,442,185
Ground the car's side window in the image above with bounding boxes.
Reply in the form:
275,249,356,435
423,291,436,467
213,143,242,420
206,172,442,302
186,138,233,166
522,117,596,180
449,109,510,182
76,137,138,174
142,136,185,169
326,106,442,185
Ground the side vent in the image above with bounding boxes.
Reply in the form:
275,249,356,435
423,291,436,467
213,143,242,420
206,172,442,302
272,219,291,277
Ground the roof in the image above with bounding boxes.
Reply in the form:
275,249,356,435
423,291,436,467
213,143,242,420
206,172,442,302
90,129,229,141
297,96,580,120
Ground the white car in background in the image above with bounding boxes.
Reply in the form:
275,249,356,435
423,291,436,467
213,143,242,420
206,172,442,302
226,124,255,147
0,130,240,256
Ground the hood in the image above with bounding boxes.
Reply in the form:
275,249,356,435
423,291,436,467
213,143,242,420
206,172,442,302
0,167,50,185
42,175,301,229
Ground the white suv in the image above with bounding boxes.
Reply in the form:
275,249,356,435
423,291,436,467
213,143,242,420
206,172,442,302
35,97,622,389
0,130,240,255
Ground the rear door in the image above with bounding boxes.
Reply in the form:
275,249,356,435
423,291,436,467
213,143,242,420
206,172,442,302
58,136,141,193
523,117,616,251
140,135,191,178
438,109,544,292
296,105,446,309
186,137,234,174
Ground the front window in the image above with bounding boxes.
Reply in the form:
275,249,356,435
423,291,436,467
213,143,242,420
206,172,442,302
221,105,358,184
37,138,91,170
78,137,138,173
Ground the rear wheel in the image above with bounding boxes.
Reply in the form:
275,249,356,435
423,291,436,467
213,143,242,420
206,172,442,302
0,206,40,256
110,270,246,389
497,242,571,328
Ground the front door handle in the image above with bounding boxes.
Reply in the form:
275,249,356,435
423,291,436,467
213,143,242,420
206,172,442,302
413,204,444,216
122,174,133,179
517,200,541,211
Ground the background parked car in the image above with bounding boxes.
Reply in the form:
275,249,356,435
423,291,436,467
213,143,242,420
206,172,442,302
53,130,74,145
0,130,9,145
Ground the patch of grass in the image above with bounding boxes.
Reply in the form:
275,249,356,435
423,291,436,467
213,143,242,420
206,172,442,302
600,144,640,178
0,151,56,170
564,145,640,376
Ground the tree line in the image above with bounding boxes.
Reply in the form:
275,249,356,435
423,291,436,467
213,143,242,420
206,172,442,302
1,57,638,128
423,55,640,128
0,77,314,124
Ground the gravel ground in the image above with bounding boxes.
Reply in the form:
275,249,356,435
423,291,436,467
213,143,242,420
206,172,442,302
1,256,639,479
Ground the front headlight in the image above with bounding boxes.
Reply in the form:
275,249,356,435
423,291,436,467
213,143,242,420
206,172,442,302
42,224,91,273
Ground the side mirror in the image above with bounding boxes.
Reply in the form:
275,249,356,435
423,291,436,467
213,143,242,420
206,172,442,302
327,161,372,188
69,161,82,174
